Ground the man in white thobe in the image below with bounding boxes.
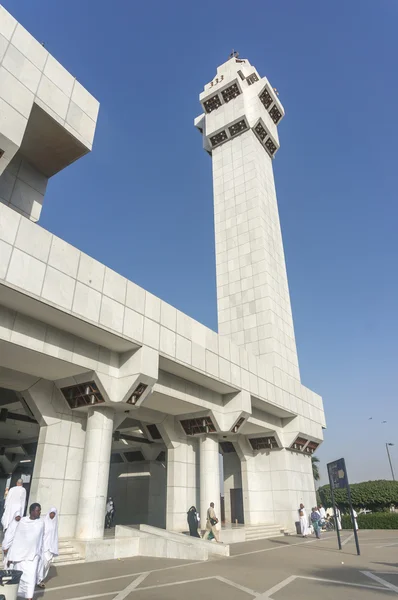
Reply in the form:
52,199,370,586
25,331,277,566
298,503,310,537
8,502,44,600
1,479,26,531
318,504,326,527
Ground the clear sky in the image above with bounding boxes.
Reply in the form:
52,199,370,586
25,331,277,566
4,0,397,486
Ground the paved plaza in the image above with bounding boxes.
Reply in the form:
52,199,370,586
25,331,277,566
37,531,398,600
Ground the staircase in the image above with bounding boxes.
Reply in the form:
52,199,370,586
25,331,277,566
244,524,285,541
53,540,83,566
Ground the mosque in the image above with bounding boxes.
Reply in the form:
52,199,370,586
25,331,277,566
0,5,325,560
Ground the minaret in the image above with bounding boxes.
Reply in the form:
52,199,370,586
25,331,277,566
195,54,300,380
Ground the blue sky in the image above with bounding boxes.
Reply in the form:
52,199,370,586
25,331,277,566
4,0,398,485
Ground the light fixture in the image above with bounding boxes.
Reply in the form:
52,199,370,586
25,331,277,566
20,459,32,464
121,438,129,445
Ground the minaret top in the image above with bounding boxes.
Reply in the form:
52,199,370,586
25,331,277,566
195,55,285,158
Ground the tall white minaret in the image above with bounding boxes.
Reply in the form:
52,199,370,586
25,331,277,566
195,54,300,380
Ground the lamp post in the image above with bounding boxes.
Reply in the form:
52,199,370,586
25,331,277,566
386,443,395,481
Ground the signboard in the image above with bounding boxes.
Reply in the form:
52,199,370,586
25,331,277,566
327,457,360,556
327,458,348,490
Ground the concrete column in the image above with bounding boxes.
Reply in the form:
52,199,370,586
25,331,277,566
75,406,114,540
24,380,86,539
166,438,198,531
199,436,220,524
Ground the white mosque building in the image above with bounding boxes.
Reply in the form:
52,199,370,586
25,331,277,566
0,5,325,561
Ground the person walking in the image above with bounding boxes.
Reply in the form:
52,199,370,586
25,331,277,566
187,506,200,537
7,503,44,600
105,497,115,529
1,480,26,531
2,510,21,567
203,502,220,542
311,507,322,539
37,507,58,590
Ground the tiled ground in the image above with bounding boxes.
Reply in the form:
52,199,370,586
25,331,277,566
36,531,398,600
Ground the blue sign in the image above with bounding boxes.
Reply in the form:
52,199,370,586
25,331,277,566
327,458,348,490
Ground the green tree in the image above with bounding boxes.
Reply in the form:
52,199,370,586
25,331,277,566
312,456,320,482
318,480,398,512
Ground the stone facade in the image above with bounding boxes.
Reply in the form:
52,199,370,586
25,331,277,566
0,7,325,542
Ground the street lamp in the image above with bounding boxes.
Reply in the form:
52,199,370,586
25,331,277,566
386,443,395,481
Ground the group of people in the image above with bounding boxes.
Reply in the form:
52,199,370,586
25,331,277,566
187,502,221,542
298,502,358,539
1,481,59,600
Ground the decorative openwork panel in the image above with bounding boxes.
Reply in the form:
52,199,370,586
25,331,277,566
247,73,259,85
180,416,216,436
290,437,308,451
203,94,222,113
220,441,236,454
124,450,145,462
304,441,319,455
228,120,247,138
269,105,282,124
61,381,104,409
231,416,245,433
210,130,228,147
259,87,273,109
127,383,148,405
265,138,277,156
221,83,241,103
249,436,278,450
254,121,267,141
147,424,162,440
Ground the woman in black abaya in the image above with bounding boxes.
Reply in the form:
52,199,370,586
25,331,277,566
187,506,200,537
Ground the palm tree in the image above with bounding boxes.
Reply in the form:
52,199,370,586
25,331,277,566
312,456,320,482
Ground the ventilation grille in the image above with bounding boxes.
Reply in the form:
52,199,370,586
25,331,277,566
180,416,216,436
61,381,104,409
222,83,241,103
269,105,282,124
247,73,259,85
265,138,277,156
127,383,148,405
254,121,267,141
203,94,222,113
231,417,245,433
259,88,273,109
305,441,319,454
228,120,247,137
210,130,228,147
290,437,308,451
249,436,278,450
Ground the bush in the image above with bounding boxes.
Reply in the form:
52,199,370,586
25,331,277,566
318,480,398,512
342,512,398,530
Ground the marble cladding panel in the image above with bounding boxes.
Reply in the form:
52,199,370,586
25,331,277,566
0,202,323,427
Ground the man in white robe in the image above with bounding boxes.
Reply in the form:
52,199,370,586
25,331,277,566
37,507,58,589
8,502,44,600
2,510,21,567
298,503,310,537
1,479,26,531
